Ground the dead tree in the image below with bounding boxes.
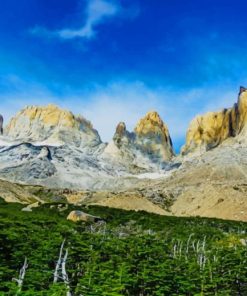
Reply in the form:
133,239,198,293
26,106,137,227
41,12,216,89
54,239,65,283
12,257,28,295
54,239,72,296
62,249,71,296
0,114,3,135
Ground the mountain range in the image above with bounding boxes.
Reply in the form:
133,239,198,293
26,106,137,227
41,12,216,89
0,86,247,221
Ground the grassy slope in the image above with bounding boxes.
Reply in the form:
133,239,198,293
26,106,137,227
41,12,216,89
0,198,246,295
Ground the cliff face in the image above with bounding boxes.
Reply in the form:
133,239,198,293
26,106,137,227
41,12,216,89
182,87,247,154
134,111,174,161
5,104,101,147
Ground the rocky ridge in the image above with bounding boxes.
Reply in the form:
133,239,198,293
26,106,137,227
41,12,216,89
0,105,175,190
0,87,247,222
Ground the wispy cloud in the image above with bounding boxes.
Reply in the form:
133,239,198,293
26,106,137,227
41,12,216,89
31,0,123,40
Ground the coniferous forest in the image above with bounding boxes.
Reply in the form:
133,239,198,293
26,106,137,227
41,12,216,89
0,197,246,295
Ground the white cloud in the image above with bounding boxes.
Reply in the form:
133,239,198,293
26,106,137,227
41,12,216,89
31,0,122,40
59,0,119,39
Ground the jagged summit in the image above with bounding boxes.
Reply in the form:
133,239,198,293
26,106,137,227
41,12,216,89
5,104,101,147
135,111,174,161
102,122,132,161
113,122,133,148
181,86,247,154
102,111,175,166
135,111,167,134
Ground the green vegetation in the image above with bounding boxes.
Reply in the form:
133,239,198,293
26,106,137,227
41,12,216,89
0,198,246,295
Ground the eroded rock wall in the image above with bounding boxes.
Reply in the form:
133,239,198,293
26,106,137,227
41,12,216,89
182,87,247,154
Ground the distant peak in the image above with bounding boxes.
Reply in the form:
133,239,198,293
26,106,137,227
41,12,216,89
5,104,101,146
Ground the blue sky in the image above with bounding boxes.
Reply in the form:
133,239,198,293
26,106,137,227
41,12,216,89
0,0,247,150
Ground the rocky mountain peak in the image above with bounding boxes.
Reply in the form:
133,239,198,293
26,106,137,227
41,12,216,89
135,111,167,136
5,104,101,147
182,86,247,154
115,122,127,135
134,111,174,161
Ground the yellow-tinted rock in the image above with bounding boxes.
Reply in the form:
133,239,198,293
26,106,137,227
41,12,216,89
6,104,101,146
135,111,169,137
182,87,247,154
7,104,91,131
67,210,101,223
135,111,174,161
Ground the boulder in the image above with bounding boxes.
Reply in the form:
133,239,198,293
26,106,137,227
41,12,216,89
67,210,102,223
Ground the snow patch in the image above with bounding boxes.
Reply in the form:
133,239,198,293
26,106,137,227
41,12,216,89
135,172,168,180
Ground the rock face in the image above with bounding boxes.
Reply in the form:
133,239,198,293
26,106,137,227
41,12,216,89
135,111,174,161
182,87,247,154
5,104,101,147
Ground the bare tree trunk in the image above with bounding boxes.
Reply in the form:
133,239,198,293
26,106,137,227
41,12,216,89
54,239,72,295
54,239,66,283
62,249,72,296
0,114,3,135
13,257,28,295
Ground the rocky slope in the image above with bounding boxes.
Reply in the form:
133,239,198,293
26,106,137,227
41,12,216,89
0,179,42,204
